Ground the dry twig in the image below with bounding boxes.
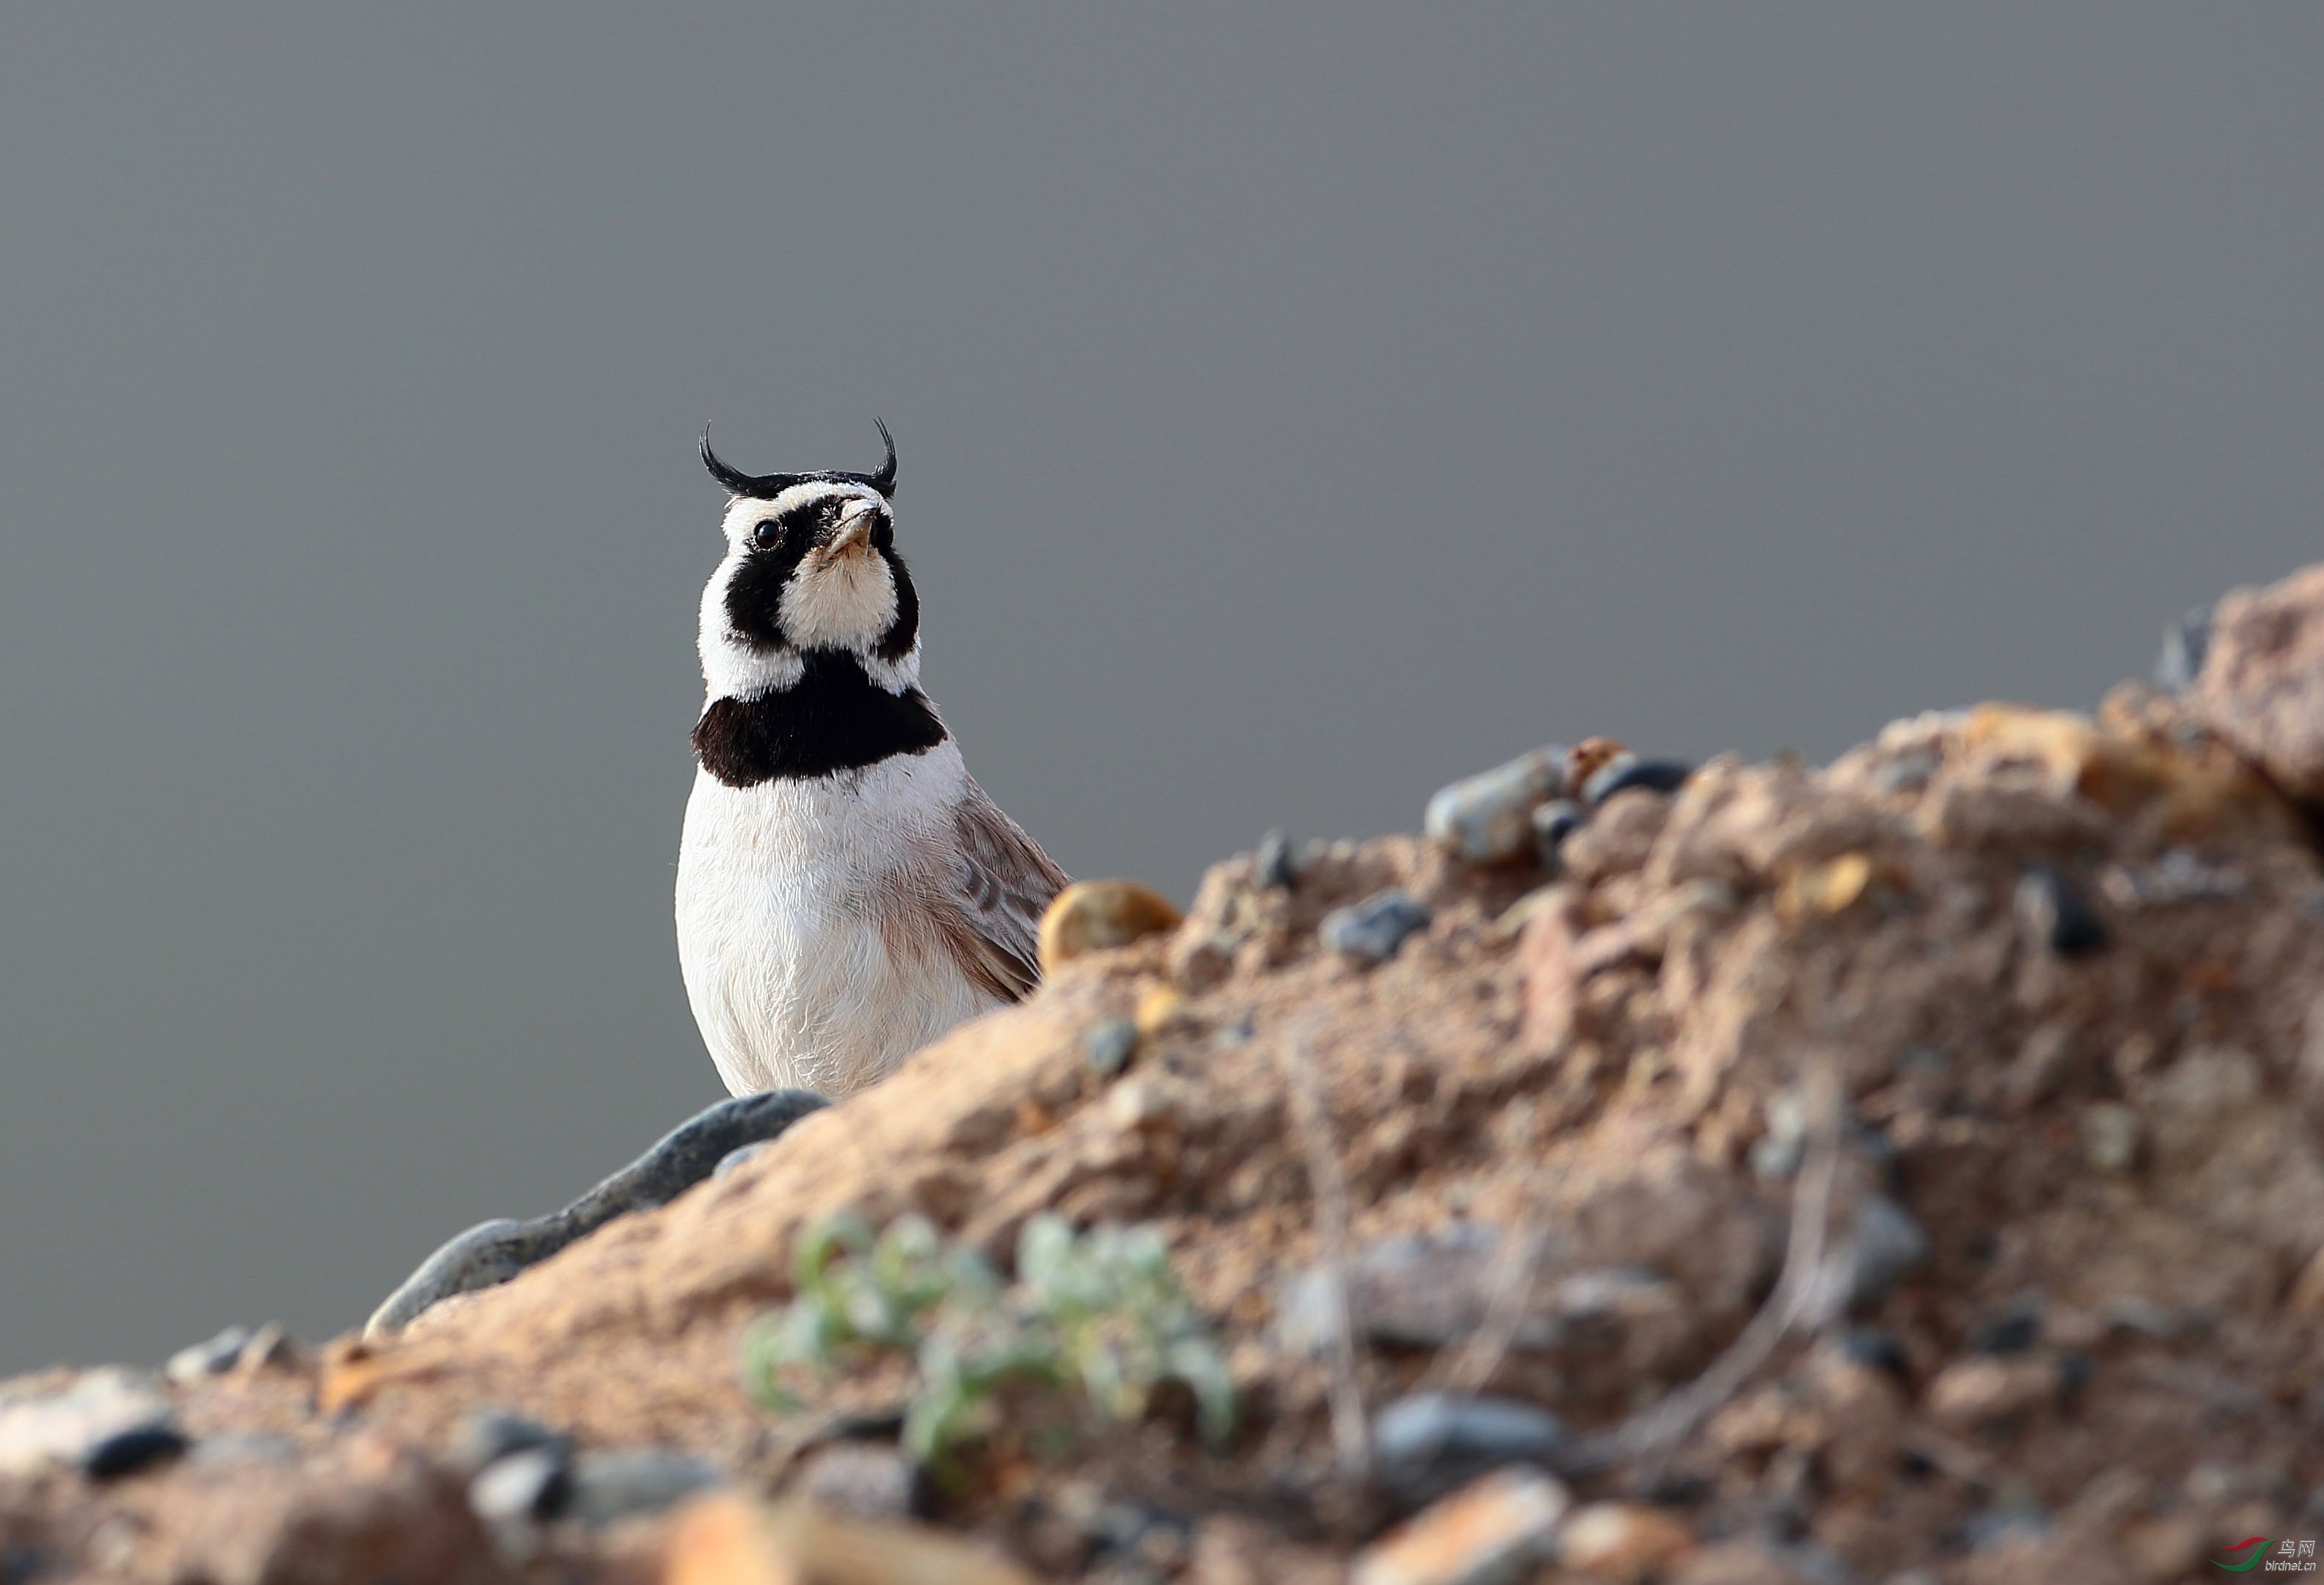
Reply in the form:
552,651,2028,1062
1431,1221,1549,1398
1560,1059,1844,1475
1274,1024,1372,1486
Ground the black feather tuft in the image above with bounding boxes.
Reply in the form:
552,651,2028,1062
699,420,896,500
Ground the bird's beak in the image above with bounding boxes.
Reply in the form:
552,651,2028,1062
828,505,878,554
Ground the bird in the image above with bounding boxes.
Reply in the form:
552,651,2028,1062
676,420,1070,1099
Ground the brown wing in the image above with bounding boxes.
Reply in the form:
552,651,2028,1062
940,782,1071,1002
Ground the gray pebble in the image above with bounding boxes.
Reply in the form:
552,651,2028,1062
84,1425,189,1480
1084,1018,1139,1079
0,1369,176,1479
712,1142,767,1180
1279,1228,1638,1357
1254,828,1298,889
1530,800,1583,870
2102,1295,2201,1341
1373,1392,1568,1500
1424,747,1566,863
1871,750,1940,795
164,1325,255,1385
790,1440,923,1521
1962,1506,2050,1553
1967,1296,2044,1355
566,1446,722,1525
1838,1327,1910,1381
189,1432,298,1467
470,1446,572,1526
1320,889,1430,965
235,1322,299,1372
2102,849,2251,907
1750,1090,1809,1182
2153,603,2212,693
2016,866,2108,957
453,1408,569,1475
1840,1195,1930,1308
1582,757,1693,805
368,1087,830,1338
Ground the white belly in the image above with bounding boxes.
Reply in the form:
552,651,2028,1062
674,741,1004,1098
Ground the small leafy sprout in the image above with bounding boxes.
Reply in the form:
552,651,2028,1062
740,1211,1235,1473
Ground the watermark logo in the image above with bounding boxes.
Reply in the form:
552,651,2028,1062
2215,1538,2318,1573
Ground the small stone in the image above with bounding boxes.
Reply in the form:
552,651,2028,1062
2193,564,2324,801
1351,1468,1571,1585
1750,1091,1808,1181
164,1326,255,1385
2099,848,2250,907
1966,1295,2045,1355
453,1409,569,1475
367,1087,827,1339
566,1446,721,1524
83,1424,189,1479
1255,828,1298,889
1425,746,1567,863
714,1142,768,1179
190,1432,298,1466
0,1368,175,1477
1777,852,1885,919
665,1492,1041,1585
2153,603,2212,692
234,1322,300,1373
1373,1393,1568,1502
1078,1495,1194,1577
1871,750,1940,795
1959,1505,2050,1552
2079,1102,2141,1173
2015,866,2108,957
1923,1355,2059,1431
1583,758,1694,805
790,1440,921,1521
1037,880,1184,975
1531,800,1584,868
1084,1018,1139,1079
1838,1327,1910,1380
1557,1502,1697,1582
469,1446,571,1525
1105,1078,1181,1134
1134,983,1191,1034
1837,1195,1929,1308
1322,889,1430,965
1565,738,1631,793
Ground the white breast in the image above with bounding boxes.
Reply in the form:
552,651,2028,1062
674,738,1004,1098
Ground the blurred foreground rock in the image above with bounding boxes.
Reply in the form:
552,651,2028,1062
6,562,2324,1582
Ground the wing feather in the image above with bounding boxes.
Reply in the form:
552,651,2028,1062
939,783,1070,1002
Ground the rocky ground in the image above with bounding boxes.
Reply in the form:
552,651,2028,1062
6,566,2324,1584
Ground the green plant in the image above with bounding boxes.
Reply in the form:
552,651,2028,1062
741,1211,1235,1471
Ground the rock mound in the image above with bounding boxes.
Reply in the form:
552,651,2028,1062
6,567,2324,1583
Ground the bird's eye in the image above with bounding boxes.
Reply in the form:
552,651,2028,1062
751,519,781,547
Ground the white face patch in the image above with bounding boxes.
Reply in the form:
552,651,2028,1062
700,481,915,699
778,540,900,651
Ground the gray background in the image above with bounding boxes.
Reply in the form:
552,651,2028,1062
1,4,2318,1373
